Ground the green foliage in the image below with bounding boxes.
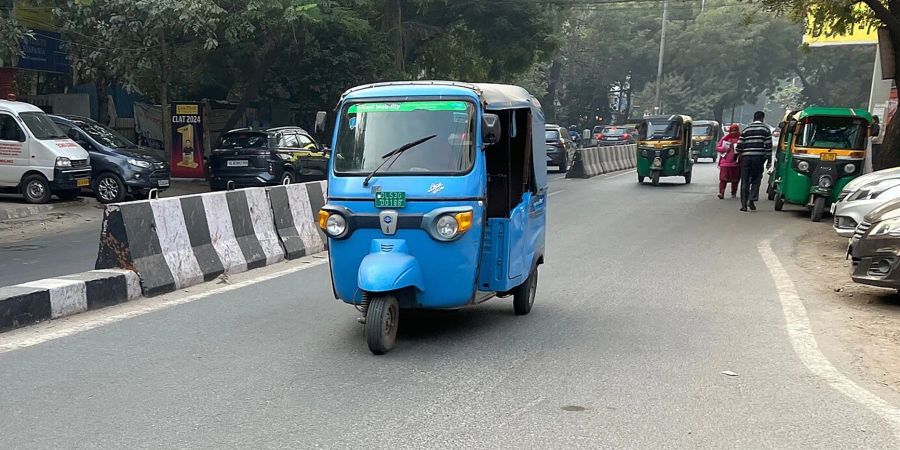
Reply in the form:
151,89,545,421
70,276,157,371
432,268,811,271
0,1,32,67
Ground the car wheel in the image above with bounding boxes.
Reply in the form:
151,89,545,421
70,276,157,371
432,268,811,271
56,190,81,201
558,155,567,173
94,173,126,204
280,170,295,185
21,174,51,204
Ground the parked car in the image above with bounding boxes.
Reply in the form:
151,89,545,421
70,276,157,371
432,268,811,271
832,167,900,237
596,125,636,146
849,197,900,289
50,115,169,203
207,126,328,191
545,124,577,173
0,100,91,203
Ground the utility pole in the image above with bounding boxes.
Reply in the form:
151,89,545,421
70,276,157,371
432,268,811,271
654,0,670,114
701,0,706,14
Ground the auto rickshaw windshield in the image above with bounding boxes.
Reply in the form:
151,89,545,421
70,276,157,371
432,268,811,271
692,125,713,137
794,117,867,150
641,120,681,140
334,100,476,174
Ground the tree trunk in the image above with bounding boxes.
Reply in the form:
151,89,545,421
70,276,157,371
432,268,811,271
544,57,563,123
221,49,277,132
160,32,172,160
712,103,724,124
96,79,110,126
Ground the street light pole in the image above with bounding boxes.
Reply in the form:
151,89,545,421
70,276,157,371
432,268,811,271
654,0,670,114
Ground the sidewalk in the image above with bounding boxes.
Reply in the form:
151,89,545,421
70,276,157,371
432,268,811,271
0,179,211,222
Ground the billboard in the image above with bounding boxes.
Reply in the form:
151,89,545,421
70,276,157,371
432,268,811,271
803,8,878,47
170,102,205,178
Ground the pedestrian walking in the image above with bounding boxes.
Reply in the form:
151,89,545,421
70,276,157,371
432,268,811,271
716,124,741,199
736,111,773,212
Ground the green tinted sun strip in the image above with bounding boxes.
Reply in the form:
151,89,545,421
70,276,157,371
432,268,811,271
348,101,469,114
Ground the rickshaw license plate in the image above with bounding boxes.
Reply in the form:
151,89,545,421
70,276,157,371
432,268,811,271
821,153,836,162
76,178,90,187
375,191,406,208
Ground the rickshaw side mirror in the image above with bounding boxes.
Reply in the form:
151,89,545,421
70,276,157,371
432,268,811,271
872,123,881,137
778,121,785,129
314,111,327,134
482,113,501,145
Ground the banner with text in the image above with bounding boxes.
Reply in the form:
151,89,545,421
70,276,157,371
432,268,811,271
170,102,205,178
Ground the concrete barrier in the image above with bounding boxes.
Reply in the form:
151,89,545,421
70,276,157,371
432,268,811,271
96,181,327,296
566,145,637,179
0,269,140,332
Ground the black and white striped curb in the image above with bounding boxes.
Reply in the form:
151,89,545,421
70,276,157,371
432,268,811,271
0,269,140,332
566,144,637,179
96,181,327,297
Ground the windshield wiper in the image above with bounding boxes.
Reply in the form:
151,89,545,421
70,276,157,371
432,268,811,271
363,134,437,187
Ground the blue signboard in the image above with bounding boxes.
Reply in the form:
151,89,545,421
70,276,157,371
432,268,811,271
18,29,69,74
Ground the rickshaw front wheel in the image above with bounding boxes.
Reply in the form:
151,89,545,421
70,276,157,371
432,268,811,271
365,295,399,355
811,196,826,222
774,194,784,211
513,268,539,316
766,185,775,201
651,172,660,186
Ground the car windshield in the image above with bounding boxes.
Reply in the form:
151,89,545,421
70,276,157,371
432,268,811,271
76,119,135,149
692,125,713,137
218,132,270,150
545,129,560,141
20,112,67,140
795,117,867,150
602,127,626,136
641,120,680,140
334,100,476,174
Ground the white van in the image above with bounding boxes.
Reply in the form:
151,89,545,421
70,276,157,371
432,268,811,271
0,99,91,203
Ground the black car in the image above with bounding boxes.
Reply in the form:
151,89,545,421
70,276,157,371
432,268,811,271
50,115,170,203
207,127,328,191
545,124,577,173
597,125,636,146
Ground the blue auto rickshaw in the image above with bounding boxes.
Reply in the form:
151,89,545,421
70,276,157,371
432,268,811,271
315,82,548,354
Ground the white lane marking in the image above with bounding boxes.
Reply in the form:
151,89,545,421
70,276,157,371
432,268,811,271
0,256,329,355
758,239,900,438
548,190,566,197
602,169,637,180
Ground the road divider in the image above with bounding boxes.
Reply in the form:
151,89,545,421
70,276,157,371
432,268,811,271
0,269,139,332
566,144,637,179
96,181,327,297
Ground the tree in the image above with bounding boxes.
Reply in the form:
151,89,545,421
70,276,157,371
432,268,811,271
761,0,900,169
0,0,32,69
56,0,225,152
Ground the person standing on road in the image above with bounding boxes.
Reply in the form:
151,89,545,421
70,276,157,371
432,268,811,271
716,124,741,199
736,111,773,212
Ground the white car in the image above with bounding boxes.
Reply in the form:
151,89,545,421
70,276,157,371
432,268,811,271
833,169,900,237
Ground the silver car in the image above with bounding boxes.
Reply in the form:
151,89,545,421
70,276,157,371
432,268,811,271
833,168,900,237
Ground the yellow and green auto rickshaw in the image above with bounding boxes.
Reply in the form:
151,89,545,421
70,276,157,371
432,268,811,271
691,120,721,163
769,107,879,222
637,115,694,185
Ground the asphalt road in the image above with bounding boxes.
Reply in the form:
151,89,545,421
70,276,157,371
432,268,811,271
0,224,99,287
1,165,898,448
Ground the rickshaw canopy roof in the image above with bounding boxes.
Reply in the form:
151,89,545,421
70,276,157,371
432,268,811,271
642,114,693,125
340,81,542,111
797,107,873,123
693,120,719,126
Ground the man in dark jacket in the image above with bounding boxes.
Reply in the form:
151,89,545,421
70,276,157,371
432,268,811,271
736,111,773,212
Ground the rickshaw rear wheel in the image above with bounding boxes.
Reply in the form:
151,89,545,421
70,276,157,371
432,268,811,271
684,170,692,185
513,268,538,316
811,196,826,222
651,172,660,186
365,294,399,355
766,185,775,201
774,194,784,211
638,174,645,184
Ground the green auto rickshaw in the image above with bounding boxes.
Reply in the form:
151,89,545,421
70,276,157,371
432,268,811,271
637,115,694,185
691,120,721,163
769,106,879,222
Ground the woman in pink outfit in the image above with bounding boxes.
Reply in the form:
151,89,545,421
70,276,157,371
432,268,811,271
716,124,741,199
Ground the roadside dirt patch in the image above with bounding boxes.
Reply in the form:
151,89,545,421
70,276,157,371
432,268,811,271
792,227,900,394
0,202,104,244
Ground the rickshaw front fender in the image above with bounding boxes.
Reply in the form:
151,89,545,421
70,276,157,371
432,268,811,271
357,239,425,294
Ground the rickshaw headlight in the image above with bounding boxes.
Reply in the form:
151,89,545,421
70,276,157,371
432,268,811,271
325,213,347,238
436,215,459,239
641,149,648,157
797,160,810,171
819,176,833,189
844,163,856,174
668,148,676,156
